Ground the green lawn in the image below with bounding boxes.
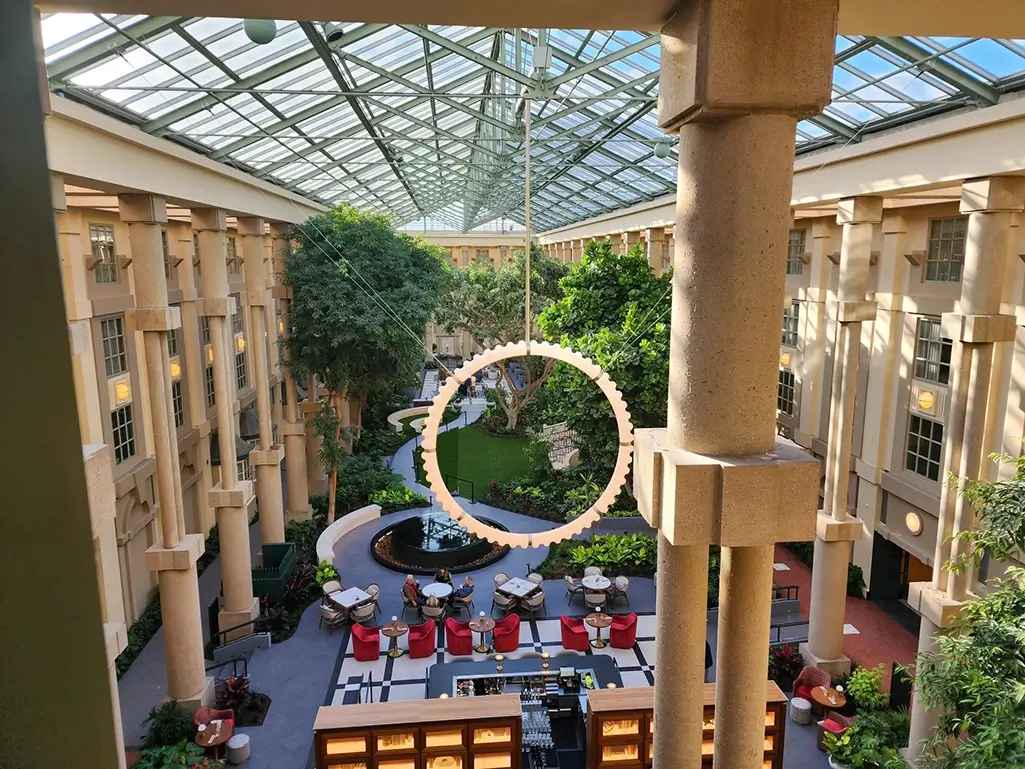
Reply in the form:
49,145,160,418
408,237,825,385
416,425,530,501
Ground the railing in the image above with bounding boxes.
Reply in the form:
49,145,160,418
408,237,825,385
446,473,475,503
205,655,249,678
771,584,800,602
768,619,810,647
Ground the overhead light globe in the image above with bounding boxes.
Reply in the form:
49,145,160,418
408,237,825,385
243,19,278,45
653,141,672,159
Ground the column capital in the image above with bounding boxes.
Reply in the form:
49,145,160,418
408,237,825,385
118,194,168,224
961,176,1025,214
907,582,968,629
645,227,665,241
658,0,837,131
881,213,908,235
237,216,266,237
836,196,883,226
191,208,227,232
269,221,290,239
145,533,204,571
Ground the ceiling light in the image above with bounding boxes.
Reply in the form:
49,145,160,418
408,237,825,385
243,19,278,45
654,142,672,159
323,23,345,44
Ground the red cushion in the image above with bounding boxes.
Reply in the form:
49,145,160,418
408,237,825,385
822,718,847,733
795,685,813,700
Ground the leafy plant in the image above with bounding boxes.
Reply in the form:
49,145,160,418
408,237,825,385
371,486,430,511
567,534,657,574
824,709,909,768
768,644,804,690
314,560,339,585
847,563,866,598
783,541,814,568
217,673,251,713
846,664,888,712
142,701,195,748
134,741,224,769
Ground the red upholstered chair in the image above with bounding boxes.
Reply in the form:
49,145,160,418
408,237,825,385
560,615,590,652
408,621,437,659
194,705,233,730
493,614,520,653
609,613,638,649
351,622,381,662
794,665,831,700
817,712,855,751
445,618,474,656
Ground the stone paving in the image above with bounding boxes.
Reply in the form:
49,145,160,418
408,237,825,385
118,404,829,769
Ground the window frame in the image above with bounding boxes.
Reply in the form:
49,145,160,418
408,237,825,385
111,403,136,465
205,365,216,408
100,315,128,378
924,216,967,283
913,316,952,385
777,368,796,416
786,229,806,276
90,223,119,284
781,301,800,347
905,414,944,482
171,379,185,429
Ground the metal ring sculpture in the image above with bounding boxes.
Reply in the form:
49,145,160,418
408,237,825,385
421,341,634,548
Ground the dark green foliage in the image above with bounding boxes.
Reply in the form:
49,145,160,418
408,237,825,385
371,486,430,512
116,595,163,679
142,701,195,748
824,709,910,768
768,644,804,691
783,541,814,567
354,427,408,460
133,741,223,769
847,563,866,598
332,455,406,514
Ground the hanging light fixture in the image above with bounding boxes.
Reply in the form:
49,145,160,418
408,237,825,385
243,19,278,45
653,141,672,159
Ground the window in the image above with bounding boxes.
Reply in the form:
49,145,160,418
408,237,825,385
201,316,211,346
111,404,136,464
90,224,118,284
231,296,244,334
161,230,172,279
227,236,239,274
171,380,184,429
167,317,179,357
235,350,248,391
925,217,967,282
914,317,952,384
786,229,806,276
100,316,128,377
237,456,253,482
205,365,216,407
906,414,944,481
778,369,796,415
781,301,800,347
194,233,201,275
475,248,490,265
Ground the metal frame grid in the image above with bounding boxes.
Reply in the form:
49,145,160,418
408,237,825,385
41,16,1025,231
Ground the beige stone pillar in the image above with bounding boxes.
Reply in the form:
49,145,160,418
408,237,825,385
270,225,310,522
802,197,880,675
574,238,586,263
645,227,666,277
499,244,508,267
120,194,212,702
193,207,258,639
304,373,328,495
906,177,1025,762
796,221,834,444
238,217,286,544
639,3,836,767
460,245,469,267
622,230,641,255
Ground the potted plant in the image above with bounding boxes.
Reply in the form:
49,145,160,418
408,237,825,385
823,709,909,768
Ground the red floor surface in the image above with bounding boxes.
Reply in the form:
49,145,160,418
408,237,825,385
773,545,918,689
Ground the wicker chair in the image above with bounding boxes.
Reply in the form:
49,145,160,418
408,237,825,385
493,572,510,587
350,602,377,625
453,589,475,614
321,580,342,603
584,590,606,612
583,566,603,578
564,575,584,601
491,590,516,615
526,572,544,585
421,601,447,623
318,604,346,634
610,576,630,605
817,712,855,751
522,590,547,618
365,583,381,613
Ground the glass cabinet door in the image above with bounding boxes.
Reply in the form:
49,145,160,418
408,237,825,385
472,751,512,769
424,727,465,749
600,744,640,763
328,763,369,769
376,758,418,769
325,733,370,756
600,718,640,738
425,754,464,769
471,725,512,746
376,731,417,753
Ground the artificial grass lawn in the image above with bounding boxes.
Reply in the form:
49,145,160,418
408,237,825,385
416,425,531,500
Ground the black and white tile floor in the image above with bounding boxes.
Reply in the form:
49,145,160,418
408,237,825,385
327,613,658,706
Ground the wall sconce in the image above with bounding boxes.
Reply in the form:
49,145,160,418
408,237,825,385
917,390,935,411
206,346,214,364
439,693,449,699
906,511,923,536
236,335,246,353
115,381,131,404
169,359,181,381
780,351,792,368
278,319,285,335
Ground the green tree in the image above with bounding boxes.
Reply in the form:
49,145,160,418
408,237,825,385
434,245,567,430
539,238,671,478
912,455,1025,769
284,204,448,520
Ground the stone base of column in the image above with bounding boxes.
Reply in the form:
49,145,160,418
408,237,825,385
174,675,217,713
798,643,852,677
219,598,261,642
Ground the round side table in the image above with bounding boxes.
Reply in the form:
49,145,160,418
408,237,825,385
468,616,496,653
382,620,410,658
585,612,614,649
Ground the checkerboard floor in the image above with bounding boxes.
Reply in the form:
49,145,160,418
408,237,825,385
329,613,658,705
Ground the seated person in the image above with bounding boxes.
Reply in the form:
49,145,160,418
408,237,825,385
453,576,474,599
434,567,453,585
402,574,426,606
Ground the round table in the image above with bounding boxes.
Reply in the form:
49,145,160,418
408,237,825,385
585,612,614,649
423,582,454,600
811,685,847,712
468,617,496,653
196,719,233,760
581,575,611,591
382,620,410,658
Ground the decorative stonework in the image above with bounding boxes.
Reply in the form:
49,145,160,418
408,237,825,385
421,341,633,548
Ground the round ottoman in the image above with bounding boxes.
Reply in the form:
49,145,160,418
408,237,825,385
226,733,251,764
790,696,813,725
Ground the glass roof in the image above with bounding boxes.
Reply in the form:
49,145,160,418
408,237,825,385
41,15,1025,232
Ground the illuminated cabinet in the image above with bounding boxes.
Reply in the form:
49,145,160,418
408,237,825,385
314,696,521,769
586,682,787,769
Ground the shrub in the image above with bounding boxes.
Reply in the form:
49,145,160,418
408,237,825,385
567,534,657,575
847,563,866,598
354,427,407,460
333,455,405,514
784,541,814,568
134,741,223,769
142,701,195,748
371,486,430,512
846,663,889,712
217,673,251,713
768,644,804,691
824,709,909,768
315,560,339,585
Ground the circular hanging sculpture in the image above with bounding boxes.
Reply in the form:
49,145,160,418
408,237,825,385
243,19,278,45
421,341,634,548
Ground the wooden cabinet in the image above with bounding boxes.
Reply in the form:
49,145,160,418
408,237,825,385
586,682,787,769
314,696,521,769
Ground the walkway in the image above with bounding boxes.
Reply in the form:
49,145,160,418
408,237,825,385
772,545,918,686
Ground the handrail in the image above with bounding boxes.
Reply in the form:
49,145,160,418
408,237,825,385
771,584,800,601
768,618,810,647
445,473,475,503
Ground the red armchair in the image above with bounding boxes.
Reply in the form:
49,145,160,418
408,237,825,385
351,622,381,662
493,614,520,653
408,621,437,659
817,712,855,751
794,665,831,701
194,705,233,730
445,618,474,656
560,615,590,652
609,613,638,649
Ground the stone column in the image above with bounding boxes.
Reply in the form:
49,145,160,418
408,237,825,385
622,230,641,255
574,238,586,263
802,197,881,675
499,244,508,267
906,177,1025,761
797,221,834,445
239,217,285,544
263,233,284,438
460,245,469,267
636,4,836,768
119,194,212,703
305,374,328,495
645,227,666,277
270,225,310,522
192,207,258,639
